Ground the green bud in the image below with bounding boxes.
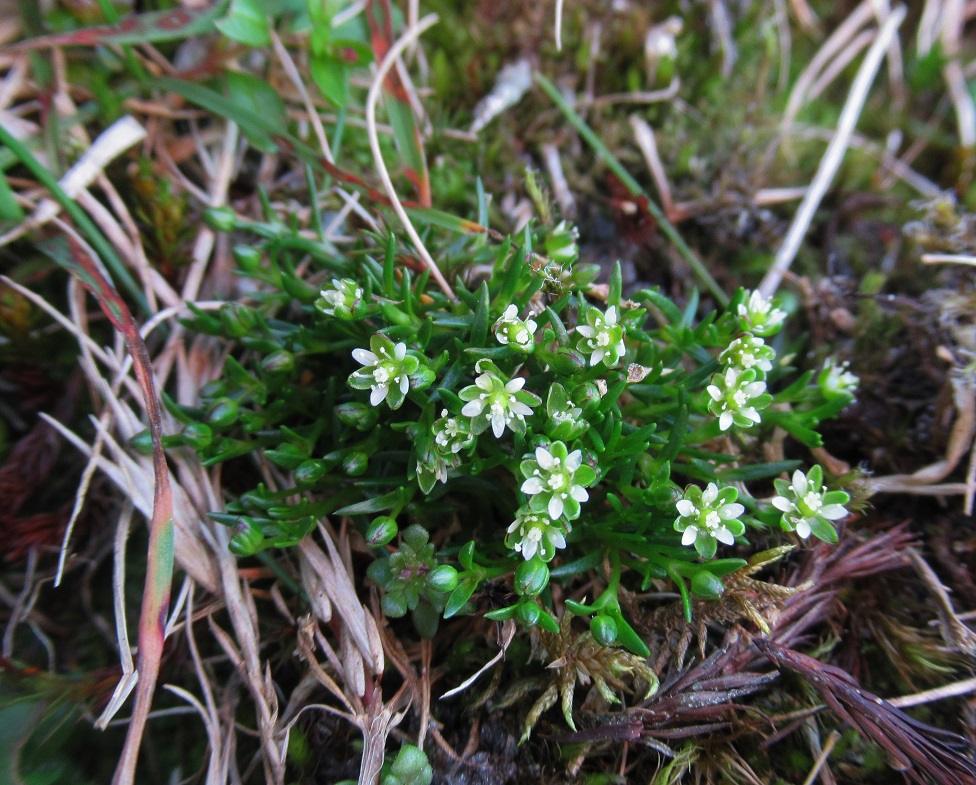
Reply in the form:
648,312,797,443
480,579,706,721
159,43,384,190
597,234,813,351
426,564,459,593
335,401,378,431
129,429,154,456
181,422,213,449
232,244,262,271
574,381,604,414
514,557,549,597
207,397,240,428
691,570,725,600
366,516,398,547
515,600,542,627
590,614,619,646
220,303,258,338
260,350,294,374
294,458,328,486
203,206,237,232
343,450,368,476
229,518,265,556
409,366,436,392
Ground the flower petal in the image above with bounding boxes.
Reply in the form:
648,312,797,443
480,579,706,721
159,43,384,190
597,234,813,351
576,325,594,338
792,470,808,495
566,450,582,471
795,519,811,538
715,526,735,545
548,495,564,519
370,385,386,406
703,483,718,504
506,377,526,392
720,502,744,519
570,485,589,502
461,400,483,417
490,412,505,438
676,499,696,517
399,374,409,395
394,342,407,360
681,527,698,545
352,348,377,366
821,504,847,520
771,496,792,512
535,447,554,469
719,411,733,431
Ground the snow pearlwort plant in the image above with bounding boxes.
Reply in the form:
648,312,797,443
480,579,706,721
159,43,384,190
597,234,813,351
181,211,855,651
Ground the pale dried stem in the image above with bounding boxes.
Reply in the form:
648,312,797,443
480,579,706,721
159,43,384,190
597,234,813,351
364,14,455,300
760,6,906,298
781,2,873,131
540,142,576,219
630,115,675,219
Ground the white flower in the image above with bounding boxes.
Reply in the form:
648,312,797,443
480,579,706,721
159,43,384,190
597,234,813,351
737,290,786,336
505,508,570,561
519,441,597,520
493,304,538,351
719,333,775,376
818,357,859,400
432,409,474,454
458,360,541,438
706,367,770,431
674,482,745,559
348,334,419,410
771,466,849,542
576,305,627,367
316,278,364,319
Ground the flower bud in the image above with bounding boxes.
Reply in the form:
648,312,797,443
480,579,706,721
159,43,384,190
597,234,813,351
590,614,619,646
516,600,542,626
342,450,368,476
365,516,398,547
335,401,378,431
207,397,240,429
232,244,262,271
426,564,459,593
514,557,549,597
203,206,237,232
181,422,213,449
260,350,294,374
691,570,725,599
294,458,328,486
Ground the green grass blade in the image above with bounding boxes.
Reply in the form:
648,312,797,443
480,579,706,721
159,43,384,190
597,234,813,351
534,72,728,306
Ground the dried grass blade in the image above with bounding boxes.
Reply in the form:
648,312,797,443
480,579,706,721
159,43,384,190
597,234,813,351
366,0,431,206
38,235,174,785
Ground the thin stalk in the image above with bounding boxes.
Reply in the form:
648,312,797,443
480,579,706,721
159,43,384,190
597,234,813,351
535,73,728,306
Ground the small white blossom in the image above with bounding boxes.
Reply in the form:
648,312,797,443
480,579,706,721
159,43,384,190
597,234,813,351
719,333,775,376
432,409,474,454
706,367,770,431
576,305,626,367
519,441,596,520
674,482,745,559
316,278,364,319
505,508,570,561
771,466,849,542
737,290,786,336
493,304,538,351
348,334,420,410
818,357,859,400
459,360,541,438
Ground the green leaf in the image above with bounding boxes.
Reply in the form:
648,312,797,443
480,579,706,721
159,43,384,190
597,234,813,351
443,577,479,618
310,53,349,107
215,0,270,46
0,169,23,222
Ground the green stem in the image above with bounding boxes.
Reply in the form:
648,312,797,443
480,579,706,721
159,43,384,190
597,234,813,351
534,73,728,306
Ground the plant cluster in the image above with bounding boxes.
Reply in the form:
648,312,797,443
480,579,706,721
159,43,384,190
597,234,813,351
163,208,856,654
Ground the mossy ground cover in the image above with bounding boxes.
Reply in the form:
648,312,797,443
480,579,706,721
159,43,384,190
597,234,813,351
1,1,976,783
